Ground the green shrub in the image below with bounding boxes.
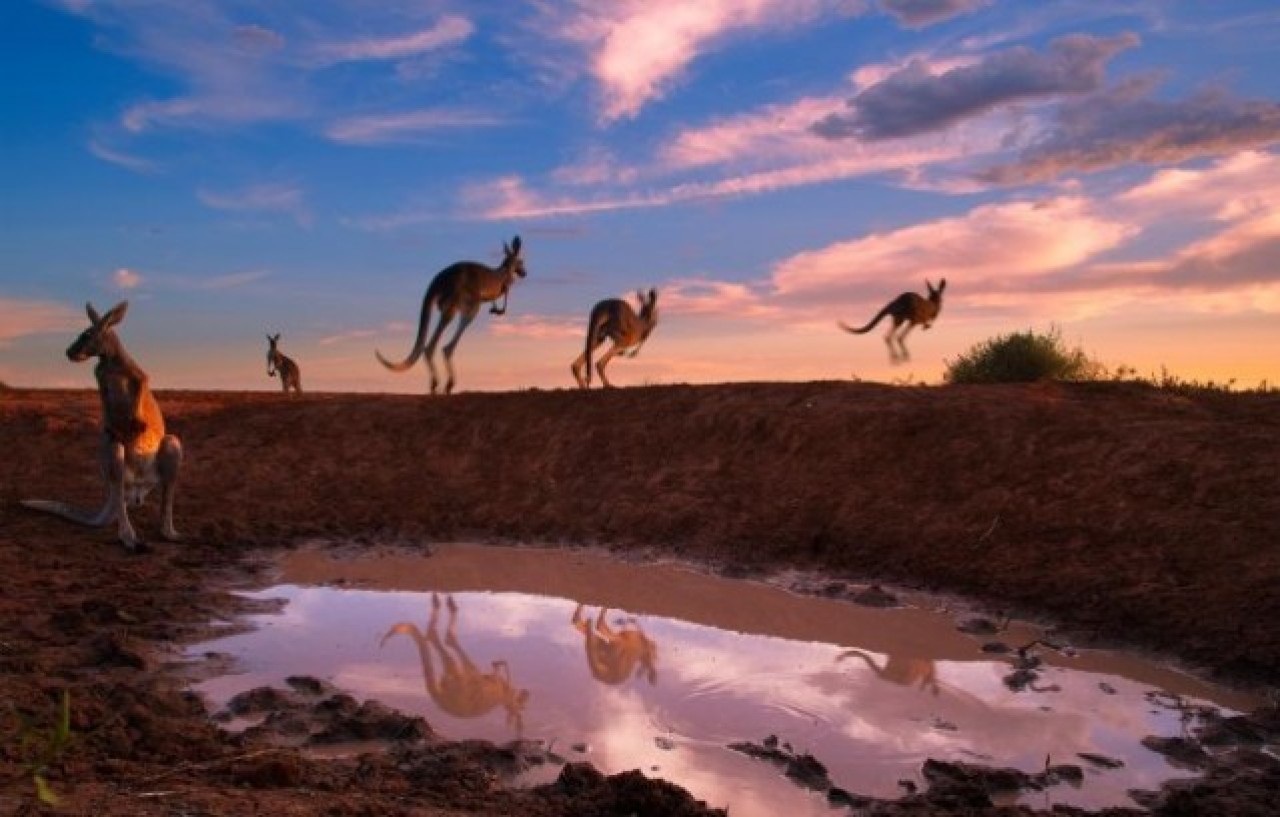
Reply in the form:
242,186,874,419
944,327,1104,384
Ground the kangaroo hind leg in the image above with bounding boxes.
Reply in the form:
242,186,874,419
157,434,182,541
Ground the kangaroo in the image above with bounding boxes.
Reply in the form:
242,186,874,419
380,594,529,734
265,333,302,394
838,278,946,363
375,235,527,394
21,301,182,551
838,649,939,696
572,604,658,686
571,288,659,389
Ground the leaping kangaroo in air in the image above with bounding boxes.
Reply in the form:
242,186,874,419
266,333,302,394
21,301,183,551
376,235,527,394
571,288,659,389
838,279,946,363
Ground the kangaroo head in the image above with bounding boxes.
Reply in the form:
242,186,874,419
638,288,659,327
926,278,947,302
68,301,128,362
501,235,527,279
266,333,281,373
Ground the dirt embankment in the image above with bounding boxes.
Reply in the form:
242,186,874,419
1,381,1278,815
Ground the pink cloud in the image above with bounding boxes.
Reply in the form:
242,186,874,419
772,195,1134,296
661,279,777,317
488,315,584,340
0,298,83,345
313,15,473,63
113,267,144,289
548,0,860,122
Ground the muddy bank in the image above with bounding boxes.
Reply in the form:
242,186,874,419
1,381,1278,814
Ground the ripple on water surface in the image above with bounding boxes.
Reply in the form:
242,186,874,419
188,543,1262,817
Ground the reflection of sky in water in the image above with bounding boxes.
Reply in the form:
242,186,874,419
191,582,1247,817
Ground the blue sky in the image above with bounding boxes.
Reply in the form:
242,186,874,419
3,0,1279,391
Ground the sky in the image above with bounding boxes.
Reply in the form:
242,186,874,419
3,0,1279,392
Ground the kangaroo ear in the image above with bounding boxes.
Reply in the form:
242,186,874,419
511,235,522,254
86,302,102,325
938,278,947,291
649,288,658,304
103,301,129,327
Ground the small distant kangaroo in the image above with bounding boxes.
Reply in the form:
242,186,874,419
21,301,182,551
571,288,659,389
839,278,946,363
266,333,302,394
376,235,527,394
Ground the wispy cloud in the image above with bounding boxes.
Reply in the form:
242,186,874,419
977,77,1280,185
87,139,158,173
0,298,84,345
878,0,991,28
197,183,311,226
192,269,271,290
312,15,473,64
459,131,985,221
325,108,506,145
488,315,583,340
812,33,1138,141
538,0,862,122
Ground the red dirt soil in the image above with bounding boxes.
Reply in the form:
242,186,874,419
2,381,1278,815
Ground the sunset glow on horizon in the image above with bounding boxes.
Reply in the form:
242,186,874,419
3,1,1278,392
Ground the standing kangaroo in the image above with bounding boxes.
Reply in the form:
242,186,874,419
21,301,182,551
265,333,302,394
376,235,527,394
380,594,530,735
839,279,946,363
571,288,659,389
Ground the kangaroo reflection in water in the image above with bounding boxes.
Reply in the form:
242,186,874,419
572,604,658,686
381,593,530,734
838,649,940,695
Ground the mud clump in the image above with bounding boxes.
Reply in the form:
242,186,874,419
543,763,727,817
729,735,833,792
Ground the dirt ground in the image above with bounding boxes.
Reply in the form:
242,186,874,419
2,381,1278,815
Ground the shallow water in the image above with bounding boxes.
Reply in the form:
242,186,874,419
189,544,1259,816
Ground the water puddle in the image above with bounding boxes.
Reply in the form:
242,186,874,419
189,544,1260,816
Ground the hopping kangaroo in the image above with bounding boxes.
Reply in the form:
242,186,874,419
838,649,939,696
571,288,659,389
381,594,530,734
376,235,527,394
21,301,182,551
839,278,946,363
572,604,658,686
265,333,302,394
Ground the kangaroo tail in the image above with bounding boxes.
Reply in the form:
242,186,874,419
838,305,892,335
836,649,877,668
20,499,111,527
376,288,436,372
